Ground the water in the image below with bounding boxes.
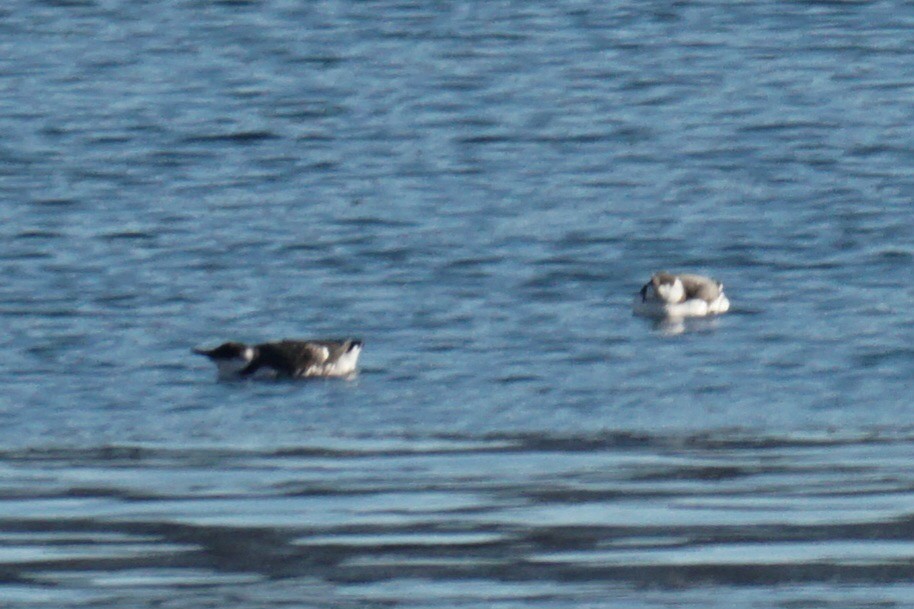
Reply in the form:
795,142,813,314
3,0,914,606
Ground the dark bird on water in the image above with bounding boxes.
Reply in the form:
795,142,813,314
193,338,363,380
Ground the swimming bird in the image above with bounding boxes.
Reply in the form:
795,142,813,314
633,272,730,318
193,338,363,380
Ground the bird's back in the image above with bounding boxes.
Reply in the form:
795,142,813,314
258,339,360,377
677,274,722,303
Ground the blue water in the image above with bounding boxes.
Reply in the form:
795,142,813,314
3,0,914,606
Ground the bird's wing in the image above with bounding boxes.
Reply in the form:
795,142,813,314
242,341,325,377
277,341,331,366
678,274,721,302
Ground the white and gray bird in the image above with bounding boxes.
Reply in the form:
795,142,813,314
193,338,363,380
633,272,730,319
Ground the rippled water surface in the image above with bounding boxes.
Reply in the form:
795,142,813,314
4,0,914,607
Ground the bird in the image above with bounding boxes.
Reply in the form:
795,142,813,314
193,338,362,380
633,272,730,318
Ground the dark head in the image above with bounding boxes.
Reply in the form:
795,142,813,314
193,342,257,379
193,342,250,361
347,339,363,353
